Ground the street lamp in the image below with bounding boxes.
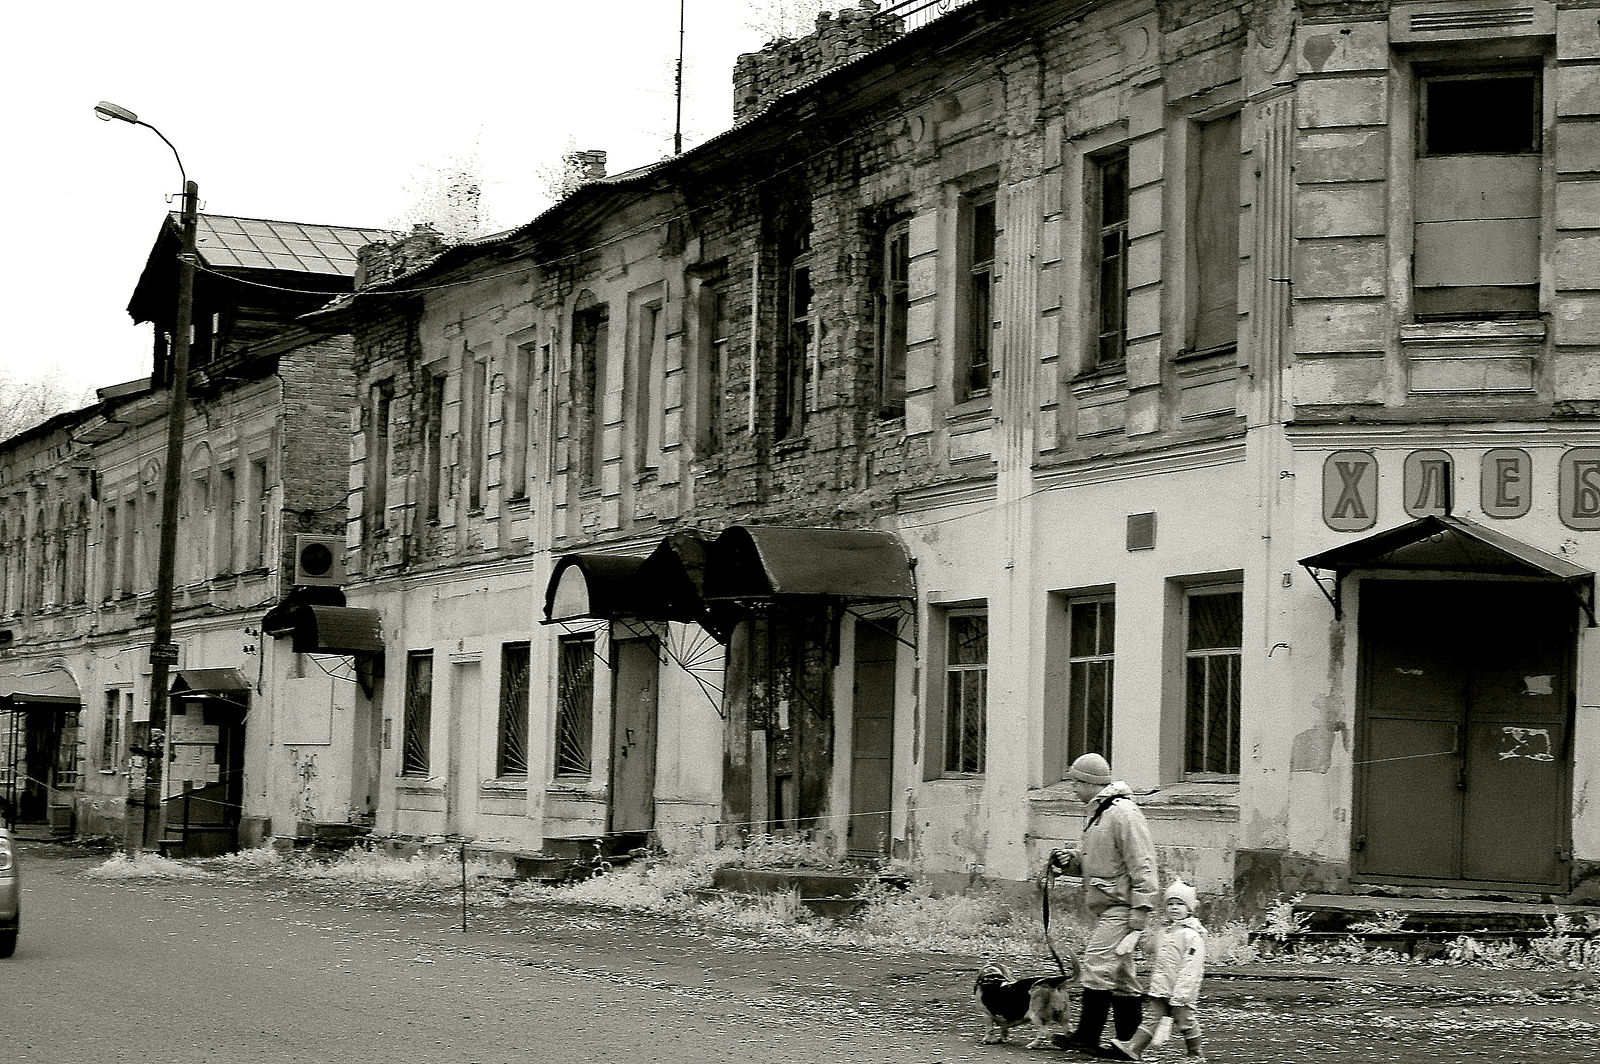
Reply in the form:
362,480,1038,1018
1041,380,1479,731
95,100,198,855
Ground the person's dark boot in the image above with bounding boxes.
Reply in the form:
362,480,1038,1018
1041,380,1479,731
1053,989,1110,1052
1183,1033,1204,1060
1111,995,1144,1041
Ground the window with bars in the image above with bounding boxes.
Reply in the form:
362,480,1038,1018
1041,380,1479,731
496,641,530,777
1092,149,1130,368
401,650,434,777
555,633,595,778
1066,597,1115,765
958,191,996,400
943,610,988,775
1184,586,1242,776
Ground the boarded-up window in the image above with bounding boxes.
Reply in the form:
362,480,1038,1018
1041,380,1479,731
876,217,910,417
573,304,608,490
556,633,595,777
467,358,487,511
1414,71,1541,319
695,281,728,456
1189,113,1240,352
367,383,391,530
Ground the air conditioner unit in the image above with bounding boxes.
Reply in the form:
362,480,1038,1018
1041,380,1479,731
292,534,346,587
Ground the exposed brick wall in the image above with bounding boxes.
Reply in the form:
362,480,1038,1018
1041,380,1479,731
733,2,905,124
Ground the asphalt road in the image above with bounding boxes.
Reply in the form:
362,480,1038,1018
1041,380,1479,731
0,841,1595,1064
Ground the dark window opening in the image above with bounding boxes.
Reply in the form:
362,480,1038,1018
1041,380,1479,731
496,641,530,777
777,231,812,440
1423,74,1539,156
1094,151,1130,368
401,650,434,777
959,193,997,400
876,218,910,418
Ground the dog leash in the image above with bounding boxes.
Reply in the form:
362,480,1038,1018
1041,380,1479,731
1040,869,1070,979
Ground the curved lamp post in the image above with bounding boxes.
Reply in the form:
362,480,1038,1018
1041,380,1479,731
95,101,197,855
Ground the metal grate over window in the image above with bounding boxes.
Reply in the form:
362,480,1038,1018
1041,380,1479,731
496,642,530,777
401,650,433,777
1184,587,1242,775
943,611,988,774
555,634,595,778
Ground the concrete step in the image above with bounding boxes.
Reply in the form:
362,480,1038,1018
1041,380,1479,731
1292,893,1600,934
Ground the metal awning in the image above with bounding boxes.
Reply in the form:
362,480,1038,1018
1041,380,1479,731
170,668,252,694
263,604,384,655
0,666,81,707
1299,514,1596,625
702,525,916,602
542,553,650,624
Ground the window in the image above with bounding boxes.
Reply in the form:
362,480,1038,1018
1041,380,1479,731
424,373,445,523
777,230,813,439
1184,586,1242,776
634,300,663,468
555,633,595,777
1066,597,1115,764
1091,150,1130,368
943,611,988,774
876,217,910,417
504,348,532,501
70,500,88,603
1188,113,1240,353
496,641,530,777
467,358,487,511
101,504,117,600
100,690,120,771
572,304,608,490
695,281,728,457
122,497,140,592
958,191,997,400
249,457,269,569
401,650,434,777
367,383,392,529
213,470,235,576
1414,70,1541,319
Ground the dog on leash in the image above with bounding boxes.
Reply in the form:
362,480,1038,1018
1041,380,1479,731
973,959,1079,1048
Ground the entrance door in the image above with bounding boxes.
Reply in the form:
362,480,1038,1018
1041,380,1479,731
1356,581,1572,889
610,637,658,835
848,621,897,858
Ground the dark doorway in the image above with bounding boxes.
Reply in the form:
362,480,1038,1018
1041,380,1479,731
848,620,897,858
1355,580,1573,890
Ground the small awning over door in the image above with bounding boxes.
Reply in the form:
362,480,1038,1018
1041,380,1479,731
170,668,252,695
702,525,916,603
543,553,650,624
1299,514,1596,625
0,666,81,707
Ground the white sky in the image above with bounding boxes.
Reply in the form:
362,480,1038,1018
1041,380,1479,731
1,1,809,403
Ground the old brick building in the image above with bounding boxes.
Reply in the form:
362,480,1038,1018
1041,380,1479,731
1,212,387,851
318,0,1600,906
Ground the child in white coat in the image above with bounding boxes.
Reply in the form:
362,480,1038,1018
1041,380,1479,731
1108,880,1207,1061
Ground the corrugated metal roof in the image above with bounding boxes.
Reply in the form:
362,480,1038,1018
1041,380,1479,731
192,214,393,276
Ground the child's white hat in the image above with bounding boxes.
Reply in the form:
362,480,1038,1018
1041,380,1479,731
1165,879,1198,909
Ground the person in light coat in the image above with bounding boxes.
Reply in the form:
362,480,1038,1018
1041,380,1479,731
1108,879,1208,1062
1046,752,1161,1054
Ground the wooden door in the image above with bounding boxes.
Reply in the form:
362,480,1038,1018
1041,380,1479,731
610,637,659,835
1356,581,1571,889
848,621,896,858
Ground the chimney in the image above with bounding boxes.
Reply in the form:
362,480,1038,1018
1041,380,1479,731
355,224,446,290
566,149,608,183
732,1,905,124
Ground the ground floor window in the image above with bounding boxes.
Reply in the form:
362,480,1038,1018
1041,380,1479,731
555,633,595,778
1067,596,1115,764
1184,585,1242,776
943,610,988,775
401,651,433,777
496,642,529,777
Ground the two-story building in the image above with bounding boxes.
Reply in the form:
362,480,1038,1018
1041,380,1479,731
1,211,389,854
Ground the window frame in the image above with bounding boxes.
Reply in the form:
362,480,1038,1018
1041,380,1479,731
1182,583,1243,779
555,632,596,779
876,215,911,418
942,608,988,776
957,189,997,401
1090,148,1131,370
776,229,814,440
496,641,531,778
1065,595,1116,766
401,650,434,778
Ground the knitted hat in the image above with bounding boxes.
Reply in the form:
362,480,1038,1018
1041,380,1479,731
1067,753,1113,786
1165,880,1198,910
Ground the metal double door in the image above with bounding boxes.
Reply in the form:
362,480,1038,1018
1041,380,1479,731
1355,580,1572,890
